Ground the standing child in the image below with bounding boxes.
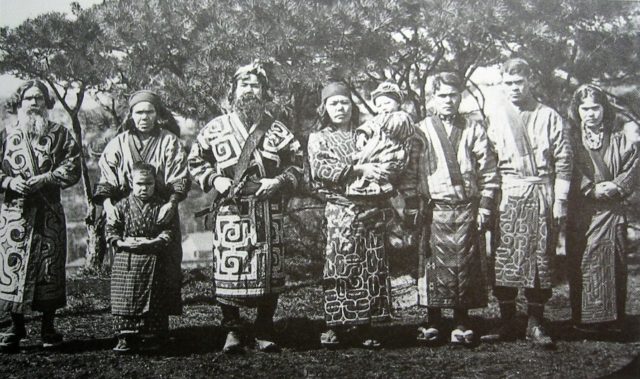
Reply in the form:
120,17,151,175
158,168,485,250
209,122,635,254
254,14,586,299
106,162,174,353
347,82,414,196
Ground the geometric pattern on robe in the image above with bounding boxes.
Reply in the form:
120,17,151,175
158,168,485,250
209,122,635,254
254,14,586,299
412,114,497,308
567,126,639,323
106,194,173,317
308,126,392,326
0,122,80,313
419,201,487,309
188,112,302,305
95,127,190,314
486,100,573,288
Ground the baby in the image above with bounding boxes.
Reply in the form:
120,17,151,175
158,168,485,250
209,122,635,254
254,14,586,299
348,82,415,196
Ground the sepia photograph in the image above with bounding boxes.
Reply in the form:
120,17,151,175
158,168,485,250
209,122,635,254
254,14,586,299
0,0,639,377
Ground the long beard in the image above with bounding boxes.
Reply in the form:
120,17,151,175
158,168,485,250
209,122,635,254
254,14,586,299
233,93,265,127
17,108,49,136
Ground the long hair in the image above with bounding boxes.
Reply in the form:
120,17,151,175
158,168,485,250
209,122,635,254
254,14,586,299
568,84,616,129
313,98,360,131
5,79,55,114
120,101,181,137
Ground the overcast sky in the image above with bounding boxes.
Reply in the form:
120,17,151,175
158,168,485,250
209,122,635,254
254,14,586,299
0,0,103,98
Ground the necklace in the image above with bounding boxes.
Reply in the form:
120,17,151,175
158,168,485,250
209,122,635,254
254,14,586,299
582,123,604,150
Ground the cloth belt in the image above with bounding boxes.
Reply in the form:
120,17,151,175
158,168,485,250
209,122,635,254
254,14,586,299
502,175,551,186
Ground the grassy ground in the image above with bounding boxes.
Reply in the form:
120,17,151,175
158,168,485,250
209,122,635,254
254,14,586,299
1,250,639,378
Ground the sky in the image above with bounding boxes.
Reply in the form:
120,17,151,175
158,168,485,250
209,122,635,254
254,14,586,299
0,0,502,107
0,0,103,99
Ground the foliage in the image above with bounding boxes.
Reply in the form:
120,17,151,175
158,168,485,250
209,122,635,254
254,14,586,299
0,3,114,267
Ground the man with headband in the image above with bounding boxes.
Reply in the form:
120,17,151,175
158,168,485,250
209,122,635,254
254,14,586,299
189,62,303,353
0,80,81,352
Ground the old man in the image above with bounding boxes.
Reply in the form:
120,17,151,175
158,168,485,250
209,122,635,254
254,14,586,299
0,80,81,351
189,63,303,353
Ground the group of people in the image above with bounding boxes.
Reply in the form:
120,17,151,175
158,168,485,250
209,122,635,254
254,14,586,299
0,58,637,355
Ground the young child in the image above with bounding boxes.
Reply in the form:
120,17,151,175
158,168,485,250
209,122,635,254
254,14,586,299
347,81,414,196
106,162,174,353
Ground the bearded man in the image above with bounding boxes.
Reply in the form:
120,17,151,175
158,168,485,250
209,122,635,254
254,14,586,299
0,80,81,352
189,63,303,353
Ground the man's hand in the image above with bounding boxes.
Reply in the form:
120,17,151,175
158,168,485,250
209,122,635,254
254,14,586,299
157,201,177,224
553,199,567,228
213,176,233,195
256,178,281,199
26,174,51,193
8,177,29,195
594,181,619,199
355,163,391,182
477,208,491,231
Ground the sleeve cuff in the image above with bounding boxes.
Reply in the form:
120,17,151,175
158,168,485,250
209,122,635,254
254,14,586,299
205,174,221,193
479,196,493,211
106,236,121,247
1,177,11,190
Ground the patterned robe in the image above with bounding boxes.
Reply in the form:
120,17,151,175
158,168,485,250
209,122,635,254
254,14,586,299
0,122,80,313
106,194,173,333
409,114,498,308
308,126,392,327
188,113,302,306
486,99,572,289
567,125,639,323
95,127,189,315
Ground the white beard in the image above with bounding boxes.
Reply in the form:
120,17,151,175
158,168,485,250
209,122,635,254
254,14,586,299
17,107,50,136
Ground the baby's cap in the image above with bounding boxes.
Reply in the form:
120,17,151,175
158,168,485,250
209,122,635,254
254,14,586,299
371,82,403,105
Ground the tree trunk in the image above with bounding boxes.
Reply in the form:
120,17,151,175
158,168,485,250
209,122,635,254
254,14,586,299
68,113,107,271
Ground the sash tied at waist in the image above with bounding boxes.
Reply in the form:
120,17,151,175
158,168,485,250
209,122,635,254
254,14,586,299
500,175,553,203
502,175,551,186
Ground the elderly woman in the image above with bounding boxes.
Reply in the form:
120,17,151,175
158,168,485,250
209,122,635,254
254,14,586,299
567,84,640,332
94,90,190,350
307,82,396,349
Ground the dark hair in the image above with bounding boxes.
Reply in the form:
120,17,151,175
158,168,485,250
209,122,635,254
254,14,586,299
314,94,360,131
501,58,532,78
426,72,463,96
5,79,55,114
227,72,272,105
120,100,181,137
568,84,616,127
131,161,157,177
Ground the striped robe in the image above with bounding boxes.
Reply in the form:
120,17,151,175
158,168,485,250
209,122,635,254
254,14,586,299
106,195,172,316
0,122,80,313
409,114,498,308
